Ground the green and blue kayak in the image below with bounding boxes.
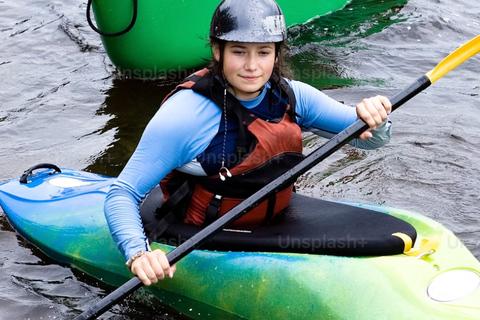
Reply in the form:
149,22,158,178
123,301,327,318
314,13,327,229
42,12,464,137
1,164,480,319
87,0,351,78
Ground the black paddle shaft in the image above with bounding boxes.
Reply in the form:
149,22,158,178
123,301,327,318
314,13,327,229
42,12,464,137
73,75,431,320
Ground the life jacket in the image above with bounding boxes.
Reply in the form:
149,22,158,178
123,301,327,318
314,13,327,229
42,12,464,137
158,68,304,228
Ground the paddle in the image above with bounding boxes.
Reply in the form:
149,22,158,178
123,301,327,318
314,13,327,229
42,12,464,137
74,34,480,320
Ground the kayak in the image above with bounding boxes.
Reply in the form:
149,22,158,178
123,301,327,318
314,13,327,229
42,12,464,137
1,164,480,319
87,0,351,78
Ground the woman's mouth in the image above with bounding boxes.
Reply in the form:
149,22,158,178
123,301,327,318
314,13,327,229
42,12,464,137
241,75,259,82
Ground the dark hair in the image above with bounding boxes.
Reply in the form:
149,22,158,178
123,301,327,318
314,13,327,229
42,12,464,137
208,38,292,85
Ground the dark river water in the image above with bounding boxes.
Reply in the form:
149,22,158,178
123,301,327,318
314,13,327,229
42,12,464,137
1,0,479,319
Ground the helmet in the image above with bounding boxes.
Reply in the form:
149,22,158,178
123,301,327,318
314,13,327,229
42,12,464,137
210,0,287,43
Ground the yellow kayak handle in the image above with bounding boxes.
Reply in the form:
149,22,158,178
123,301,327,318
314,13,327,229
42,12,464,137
390,34,480,112
426,34,480,83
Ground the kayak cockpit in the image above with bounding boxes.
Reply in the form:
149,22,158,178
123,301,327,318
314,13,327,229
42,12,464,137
141,187,417,256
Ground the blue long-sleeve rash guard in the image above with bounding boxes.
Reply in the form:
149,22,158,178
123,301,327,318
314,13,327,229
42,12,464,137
105,79,392,261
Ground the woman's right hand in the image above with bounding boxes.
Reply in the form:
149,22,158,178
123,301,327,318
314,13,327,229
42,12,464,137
130,249,176,286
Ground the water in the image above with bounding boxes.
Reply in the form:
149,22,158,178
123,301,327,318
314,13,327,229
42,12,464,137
1,0,479,318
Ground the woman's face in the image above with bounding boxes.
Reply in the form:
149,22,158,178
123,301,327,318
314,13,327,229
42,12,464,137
214,42,276,100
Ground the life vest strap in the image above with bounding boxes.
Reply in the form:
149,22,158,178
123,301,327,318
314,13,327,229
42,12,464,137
146,180,193,239
261,194,277,226
204,194,223,227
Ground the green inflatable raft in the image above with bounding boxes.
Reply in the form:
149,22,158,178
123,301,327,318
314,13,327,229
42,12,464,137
1,164,480,319
86,0,351,78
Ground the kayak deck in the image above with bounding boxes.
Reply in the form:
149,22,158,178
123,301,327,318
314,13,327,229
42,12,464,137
1,166,480,319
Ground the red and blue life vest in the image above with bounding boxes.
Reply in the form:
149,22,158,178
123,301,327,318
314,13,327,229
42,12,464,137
159,68,304,227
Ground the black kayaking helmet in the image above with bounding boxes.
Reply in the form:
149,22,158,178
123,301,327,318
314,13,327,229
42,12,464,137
210,0,287,43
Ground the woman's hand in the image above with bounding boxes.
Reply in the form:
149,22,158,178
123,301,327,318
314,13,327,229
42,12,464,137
356,95,392,140
130,249,176,286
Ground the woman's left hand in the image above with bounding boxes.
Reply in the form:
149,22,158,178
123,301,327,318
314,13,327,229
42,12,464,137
356,95,392,140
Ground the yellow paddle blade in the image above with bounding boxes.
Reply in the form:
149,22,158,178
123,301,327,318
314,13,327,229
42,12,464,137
426,34,480,83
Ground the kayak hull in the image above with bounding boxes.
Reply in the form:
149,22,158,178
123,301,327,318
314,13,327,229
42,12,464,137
1,168,480,319
89,0,351,78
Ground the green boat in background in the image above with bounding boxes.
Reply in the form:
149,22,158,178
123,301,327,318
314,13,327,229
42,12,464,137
86,0,351,78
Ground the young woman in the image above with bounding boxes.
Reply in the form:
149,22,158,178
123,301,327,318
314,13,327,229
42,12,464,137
104,0,392,286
